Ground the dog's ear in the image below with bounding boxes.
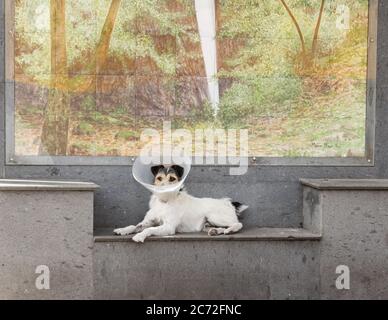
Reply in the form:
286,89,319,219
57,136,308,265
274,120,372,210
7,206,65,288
151,165,164,176
171,165,184,179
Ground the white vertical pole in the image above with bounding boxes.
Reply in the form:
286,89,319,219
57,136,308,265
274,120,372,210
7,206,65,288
195,0,220,115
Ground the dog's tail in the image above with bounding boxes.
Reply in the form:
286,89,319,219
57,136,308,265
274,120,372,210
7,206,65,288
232,201,249,216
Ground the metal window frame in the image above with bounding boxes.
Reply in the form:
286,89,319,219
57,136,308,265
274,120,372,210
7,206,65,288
4,0,378,167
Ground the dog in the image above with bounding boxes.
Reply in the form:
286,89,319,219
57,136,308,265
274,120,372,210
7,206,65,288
113,165,248,243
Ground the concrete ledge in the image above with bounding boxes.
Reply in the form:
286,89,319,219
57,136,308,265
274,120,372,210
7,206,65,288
94,227,322,242
0,179,100,191
300,179,388,190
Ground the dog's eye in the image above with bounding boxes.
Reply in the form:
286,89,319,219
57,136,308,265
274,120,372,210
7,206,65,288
169,177,176,182
157,177,163,181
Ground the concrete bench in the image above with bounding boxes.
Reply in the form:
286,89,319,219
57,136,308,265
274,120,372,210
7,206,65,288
0,179,99,299
93,194,323,299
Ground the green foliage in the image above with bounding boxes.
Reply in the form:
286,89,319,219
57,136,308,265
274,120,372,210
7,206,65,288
190,100,215,123
217,0,368,128
15,0,194,80
80,96,96,112
115,130,137,140
74,122,95,136
69,142,91,154
218,77,302,128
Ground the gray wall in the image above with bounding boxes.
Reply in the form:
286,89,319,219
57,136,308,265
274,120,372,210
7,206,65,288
1,1,387,230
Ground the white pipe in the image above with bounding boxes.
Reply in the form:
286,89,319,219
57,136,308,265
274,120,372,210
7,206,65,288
194,0,220,115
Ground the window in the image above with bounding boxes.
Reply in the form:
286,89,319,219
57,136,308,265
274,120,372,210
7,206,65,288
5,0,376,165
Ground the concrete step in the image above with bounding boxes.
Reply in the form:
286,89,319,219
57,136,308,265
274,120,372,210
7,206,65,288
94,227,321,242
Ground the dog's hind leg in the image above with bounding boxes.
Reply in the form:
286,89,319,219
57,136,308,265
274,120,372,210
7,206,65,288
203,223,224,236
224,222,243,234
206,222,243,236
206,227,226,236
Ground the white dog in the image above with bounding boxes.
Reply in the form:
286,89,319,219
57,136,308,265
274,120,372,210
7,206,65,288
114,165,248,243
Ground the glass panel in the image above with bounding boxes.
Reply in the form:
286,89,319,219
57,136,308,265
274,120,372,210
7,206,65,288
12,0,369,159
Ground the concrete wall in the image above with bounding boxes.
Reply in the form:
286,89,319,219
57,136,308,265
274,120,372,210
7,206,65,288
0,0,4,179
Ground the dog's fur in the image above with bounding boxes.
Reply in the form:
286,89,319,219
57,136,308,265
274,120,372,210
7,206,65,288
114,165,248,242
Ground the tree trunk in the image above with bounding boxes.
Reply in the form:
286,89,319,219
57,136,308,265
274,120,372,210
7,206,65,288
279,0,306,56
66,0,122,93
96,0,122,74
40,0,70,155
280,0,326,74
311,0,326,59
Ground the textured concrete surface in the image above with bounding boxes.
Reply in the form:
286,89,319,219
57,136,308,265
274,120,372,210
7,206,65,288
0,0,4,179
0,189,95,299
318,190,388,299
302,186,323,235
302,179,388,300
93,241,321,300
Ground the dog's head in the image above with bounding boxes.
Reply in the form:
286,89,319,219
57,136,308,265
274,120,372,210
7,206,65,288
151,165,184,186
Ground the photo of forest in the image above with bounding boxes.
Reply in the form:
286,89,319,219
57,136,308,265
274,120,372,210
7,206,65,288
12,0,369,157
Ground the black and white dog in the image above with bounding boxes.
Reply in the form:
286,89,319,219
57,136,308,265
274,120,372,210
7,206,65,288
114,165,248,242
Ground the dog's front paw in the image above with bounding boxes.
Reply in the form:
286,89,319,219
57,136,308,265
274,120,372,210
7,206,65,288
114,226,135,236
132,233,147,243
